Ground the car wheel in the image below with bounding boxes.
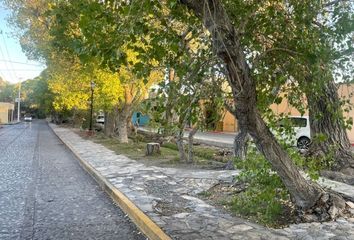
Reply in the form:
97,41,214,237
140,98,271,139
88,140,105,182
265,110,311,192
297,137,311,150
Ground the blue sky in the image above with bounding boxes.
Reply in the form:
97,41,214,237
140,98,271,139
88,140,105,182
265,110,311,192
0,2,46,84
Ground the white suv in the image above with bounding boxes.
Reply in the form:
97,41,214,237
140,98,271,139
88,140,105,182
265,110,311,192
96,115,105,124
291,116,311,149
278,116,311,150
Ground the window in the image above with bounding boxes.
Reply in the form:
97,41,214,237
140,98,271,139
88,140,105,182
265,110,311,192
289,117,307,127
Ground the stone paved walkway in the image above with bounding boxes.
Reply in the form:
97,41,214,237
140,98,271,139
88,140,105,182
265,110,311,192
51,125,354,240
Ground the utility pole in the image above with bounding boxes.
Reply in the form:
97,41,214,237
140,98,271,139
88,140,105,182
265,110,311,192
17,82,21,122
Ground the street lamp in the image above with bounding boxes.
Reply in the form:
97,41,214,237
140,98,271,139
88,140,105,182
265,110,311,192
89,81,95,132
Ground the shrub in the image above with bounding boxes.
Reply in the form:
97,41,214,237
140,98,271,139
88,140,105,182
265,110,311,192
231,147,290,226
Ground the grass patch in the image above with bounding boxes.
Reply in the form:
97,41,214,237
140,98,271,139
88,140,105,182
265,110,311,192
162,142,229,164
89,132,226,169
93,133,179,163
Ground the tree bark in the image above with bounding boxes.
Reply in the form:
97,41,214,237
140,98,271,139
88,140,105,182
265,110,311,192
104,110,116,137
115,105,132,143
233,130,251,159
307,79,354,172
163,68,176,137
176,130,187,162
180,0,331,211
187,127,198,163
223,130,251,170
224,103,250,169
224,102,250,160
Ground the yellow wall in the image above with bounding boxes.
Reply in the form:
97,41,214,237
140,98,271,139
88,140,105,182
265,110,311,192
270,93,308,116
220,84,354,142
222,110,237,132
338,84,354,143
0,102,14,124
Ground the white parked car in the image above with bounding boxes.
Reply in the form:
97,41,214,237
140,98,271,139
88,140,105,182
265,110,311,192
96,115,105,124
277,116,311,150
24,115,32,122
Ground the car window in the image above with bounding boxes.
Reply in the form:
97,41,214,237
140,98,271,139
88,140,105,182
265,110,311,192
289,117,307,127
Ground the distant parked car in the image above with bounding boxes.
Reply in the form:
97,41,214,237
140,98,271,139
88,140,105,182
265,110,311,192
277,116,311,150
96,115,105,124
24,115,32,122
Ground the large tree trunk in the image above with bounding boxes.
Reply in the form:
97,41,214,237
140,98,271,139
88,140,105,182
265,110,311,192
180,0,345,213
223,104,250,169
162,68,176,137
104,110,116,137
233,130,251,160
307,79,354,173
223,130,250,170
176,129,187,162
115,105,132,143
187,127,198,163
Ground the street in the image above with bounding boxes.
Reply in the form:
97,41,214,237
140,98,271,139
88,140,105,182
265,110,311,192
0,121,145,240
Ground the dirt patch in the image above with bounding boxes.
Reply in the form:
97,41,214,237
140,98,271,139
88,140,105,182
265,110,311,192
198,182,297,228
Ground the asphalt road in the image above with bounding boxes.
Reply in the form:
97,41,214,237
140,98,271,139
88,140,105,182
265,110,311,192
0,120,146,240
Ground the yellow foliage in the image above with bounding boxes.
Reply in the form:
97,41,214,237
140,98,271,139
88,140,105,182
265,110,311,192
93,69,123,110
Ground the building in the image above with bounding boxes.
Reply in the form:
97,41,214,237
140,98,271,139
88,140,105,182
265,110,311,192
220,84,354,142
131,112,150,126
0,102,14,124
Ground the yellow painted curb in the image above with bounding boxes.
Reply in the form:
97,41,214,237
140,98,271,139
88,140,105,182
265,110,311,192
50,125,172,240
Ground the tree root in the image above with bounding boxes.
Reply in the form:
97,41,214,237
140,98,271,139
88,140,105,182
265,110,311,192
321,170,354,185
298,192,347,222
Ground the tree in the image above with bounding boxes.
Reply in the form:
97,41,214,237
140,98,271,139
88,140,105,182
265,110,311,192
147,63,222,163
178,0,347,217
144,26,223,163
302,1,354,174
0,80,16,103
213,0,354,176
5,0,163,142
47,1,164,142
45,55,127,128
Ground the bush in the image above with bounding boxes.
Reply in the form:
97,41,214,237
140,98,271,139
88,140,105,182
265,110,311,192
231,147,290,226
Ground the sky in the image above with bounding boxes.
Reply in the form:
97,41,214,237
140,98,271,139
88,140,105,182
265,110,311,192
0,2,46,84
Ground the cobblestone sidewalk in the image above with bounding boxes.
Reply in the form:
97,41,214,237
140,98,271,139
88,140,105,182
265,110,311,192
51,125,354,240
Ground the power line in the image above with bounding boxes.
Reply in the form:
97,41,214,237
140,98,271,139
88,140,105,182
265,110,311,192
0,59,44,67
0,46,13,81
0,42,12,80
0,30,18,81
0,69,43,71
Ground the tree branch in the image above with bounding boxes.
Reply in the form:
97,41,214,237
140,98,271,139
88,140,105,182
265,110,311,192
252,47,302,68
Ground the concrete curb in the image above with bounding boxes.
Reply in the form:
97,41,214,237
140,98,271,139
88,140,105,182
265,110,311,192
50,124,172,240
192,138,233,149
